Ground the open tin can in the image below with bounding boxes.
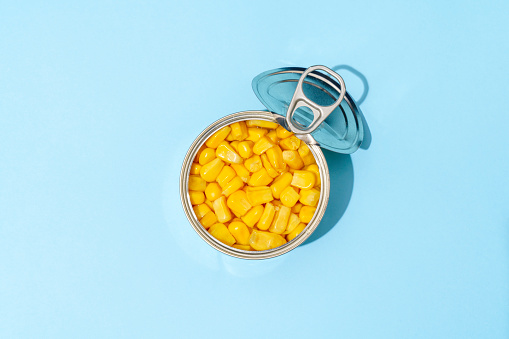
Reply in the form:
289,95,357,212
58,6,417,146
180,66,365,259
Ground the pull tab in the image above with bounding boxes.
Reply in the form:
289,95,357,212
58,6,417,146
285,65,346,135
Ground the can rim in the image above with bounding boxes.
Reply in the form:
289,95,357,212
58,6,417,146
179,110,330,260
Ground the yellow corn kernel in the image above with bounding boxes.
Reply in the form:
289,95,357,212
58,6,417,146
189,191,205,205
266,130,278,144
276,125,294,139
222,176,244,197
291,202,303,214
279,135,301,151
246,127,268,142
241,205,264,227
252,136,275,155
287,223,306,241
282,150,304,170
230,140,240,151
270,172,293,199
244,155,263,173
260,154,279,178
205,183,222,201
205,126,232,148
299,206,316,223
231,163,250,183
229,121,248,141
246,120,279,129
237,141,254,159
291,170,316,190
298,143,315,166
205,199,214,210
208,223,236,246
232,244,252,251
305,164,321,187
189,175,207,191
226,190,252,217
266,145,286,171
194,144,206,162
216,166,236,188
190,163,202,175
228,221,250,245
245,186,273,206
225,132,235,141
299,188,320,207
198,148,216,166
216,141,242,164
200,211,217,229
257,202,275,230
193,203,211,219
284,213,301,234
249,230,286,251
212,196,232,223
199,158,225,182
280,186,300,208
248,168,273,186
272,200,283,207
269,205,291,234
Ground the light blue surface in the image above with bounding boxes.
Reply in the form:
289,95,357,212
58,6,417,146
1,1,508,338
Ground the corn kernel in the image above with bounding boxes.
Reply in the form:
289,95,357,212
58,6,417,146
291,170,316,190
279,135,301,150
193,203,211,219
198,148,216,165
269,205,291,234
299,206,316,223
190,163,201,175
205,199,214,210
225,132,235,141
298,143,315,166
216,166,236,188
276,125,294,139
280,186,300,208
244,155,263,173
189,191,205,205
266,130,278,144
231,163,250,183
249,230,286,250
252,136,275,155
206,126,232,148
246,127,268,142
205,183,222,201
260,154,279,178
212,196,232,223
237,141,254,158
194,144,206,162
257,202,275,230
228,221,250,245
246,120,279,129
270,172,293,199
287,223,306,241
291,202,303,214
216,141,242,164
222,176,244,197
200,211,217,229
189,175,207,191
245,186,273,206
199,158,225,182
305,164,321,187
248,168,273,186
272,200,283,207
284,213,301,234
227,190,252,217
208,223,236,246
266,145,286,171
282,150,304,170
241,205,264,227
229,121,248,141
230,140,240,151
299,188,320,207
232,244,252,251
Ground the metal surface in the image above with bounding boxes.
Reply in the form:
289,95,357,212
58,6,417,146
180,111,330,260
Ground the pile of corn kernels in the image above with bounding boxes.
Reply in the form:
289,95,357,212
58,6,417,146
188,120,320,251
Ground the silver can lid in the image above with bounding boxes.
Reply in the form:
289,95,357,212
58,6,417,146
252,66,364,154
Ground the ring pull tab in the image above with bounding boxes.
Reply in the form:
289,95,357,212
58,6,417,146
285,65,346,135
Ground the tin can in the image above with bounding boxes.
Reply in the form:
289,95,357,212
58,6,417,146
179,66,364,259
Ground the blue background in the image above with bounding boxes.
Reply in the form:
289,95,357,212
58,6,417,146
1,1,508,338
